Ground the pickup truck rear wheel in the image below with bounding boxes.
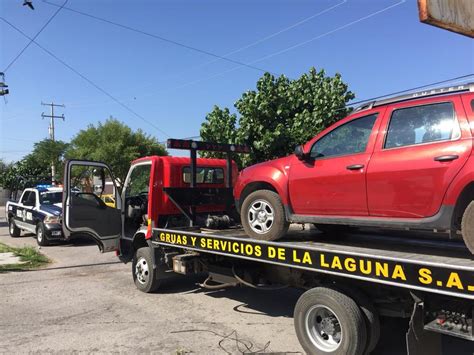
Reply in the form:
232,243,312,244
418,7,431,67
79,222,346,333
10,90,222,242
8,218,21,237
294,287,367,355
132,247,161,293
241,190,289,241
460,201,474,254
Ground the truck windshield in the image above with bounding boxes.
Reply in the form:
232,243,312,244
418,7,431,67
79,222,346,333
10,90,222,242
40,191,62,205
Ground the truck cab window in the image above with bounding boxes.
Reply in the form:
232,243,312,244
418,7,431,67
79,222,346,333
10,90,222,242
69,165,116,208
124,164,152,237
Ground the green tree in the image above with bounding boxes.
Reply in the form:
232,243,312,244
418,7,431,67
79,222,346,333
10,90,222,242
28,139,69,181
66,118,167,186
0,158,51,192
200,67,354,167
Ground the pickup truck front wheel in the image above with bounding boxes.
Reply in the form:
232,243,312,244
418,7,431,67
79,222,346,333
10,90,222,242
241,190,289,241
36,222,49,246
132,247,161,293
8,218,21,237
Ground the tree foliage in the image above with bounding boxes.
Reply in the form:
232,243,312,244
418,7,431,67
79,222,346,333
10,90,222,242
65,118,167,186
0,140,68,191
0,157,51,192
200,67,354,167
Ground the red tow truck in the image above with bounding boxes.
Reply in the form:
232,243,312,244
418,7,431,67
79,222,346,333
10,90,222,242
62,90,473,355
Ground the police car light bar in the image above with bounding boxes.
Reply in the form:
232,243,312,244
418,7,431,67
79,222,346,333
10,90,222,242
167,139,250,154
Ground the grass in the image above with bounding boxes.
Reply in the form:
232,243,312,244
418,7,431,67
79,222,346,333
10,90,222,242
0,242,50,272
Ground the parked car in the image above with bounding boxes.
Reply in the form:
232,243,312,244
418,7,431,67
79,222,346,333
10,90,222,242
5,186,64,246
101,194,116,208
234,83,474,254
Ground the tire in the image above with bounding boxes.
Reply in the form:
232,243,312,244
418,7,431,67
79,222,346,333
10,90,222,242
294,287,367,355
36,222,49,246
334,286,380,354
241,190,289,241
132,247,161,293
461,201,474,255
8,218,21,237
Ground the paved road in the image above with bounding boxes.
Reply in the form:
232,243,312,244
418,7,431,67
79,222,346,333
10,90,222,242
0,207,471,354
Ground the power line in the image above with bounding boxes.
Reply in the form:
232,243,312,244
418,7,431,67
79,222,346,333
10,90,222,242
212,0,348,63
249,0,407,65
0,17,171,139
119,0,407,101
62,0,347,109
41,0,276,76
3,0,68,73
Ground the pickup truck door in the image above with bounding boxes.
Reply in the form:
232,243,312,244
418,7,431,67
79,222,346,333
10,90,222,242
62,160,122,252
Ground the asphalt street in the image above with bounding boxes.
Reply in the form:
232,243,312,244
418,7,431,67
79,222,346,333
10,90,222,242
0,206,471,354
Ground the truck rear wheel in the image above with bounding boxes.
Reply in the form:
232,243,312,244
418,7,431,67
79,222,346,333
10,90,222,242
294,287,367,355
461,201,474,255
241,190,289,241
132,247,161,293
8,218,21,237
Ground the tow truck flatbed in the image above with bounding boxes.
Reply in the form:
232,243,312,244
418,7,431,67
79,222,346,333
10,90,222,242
152,226,474,300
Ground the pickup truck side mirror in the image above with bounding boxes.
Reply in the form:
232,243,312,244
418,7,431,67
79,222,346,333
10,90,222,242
294,145,309,161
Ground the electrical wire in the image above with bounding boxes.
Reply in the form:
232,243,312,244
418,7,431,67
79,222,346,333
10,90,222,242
113,0,408,101
3,0,68,73
249,0,407,65
0,17,171,139
56,0,347,108
41,0,275,76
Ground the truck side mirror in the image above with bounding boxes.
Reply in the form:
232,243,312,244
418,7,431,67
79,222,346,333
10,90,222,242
294,145,308,161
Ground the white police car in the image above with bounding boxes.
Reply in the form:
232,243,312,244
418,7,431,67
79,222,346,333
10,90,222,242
5,185,64,246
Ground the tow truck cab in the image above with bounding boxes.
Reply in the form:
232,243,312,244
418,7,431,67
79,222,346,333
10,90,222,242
62,154,238,259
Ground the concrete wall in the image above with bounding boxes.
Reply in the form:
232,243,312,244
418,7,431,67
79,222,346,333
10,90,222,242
0,188,11,205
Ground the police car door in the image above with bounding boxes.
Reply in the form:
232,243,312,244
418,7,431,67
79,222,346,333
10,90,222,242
15,190,35,232
63,160,122,252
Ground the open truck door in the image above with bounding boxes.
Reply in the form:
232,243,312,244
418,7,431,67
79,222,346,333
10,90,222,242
62,160,122,252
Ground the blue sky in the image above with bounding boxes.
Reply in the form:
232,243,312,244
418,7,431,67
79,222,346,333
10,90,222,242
1,0,473,162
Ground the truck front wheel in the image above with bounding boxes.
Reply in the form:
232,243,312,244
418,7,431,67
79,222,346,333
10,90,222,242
132,247,161,293
294,287,367,355
241,190,289,241
461,201,474,255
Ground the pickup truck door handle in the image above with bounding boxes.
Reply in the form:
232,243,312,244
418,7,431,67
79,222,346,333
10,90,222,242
346,164,365,170
434,155,459,162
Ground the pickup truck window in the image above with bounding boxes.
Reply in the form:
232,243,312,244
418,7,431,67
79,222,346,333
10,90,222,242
310,114,377,159
40,192,62,205
24,191,36,206
384,102,457,149
20,191,30,204
182,167,224,184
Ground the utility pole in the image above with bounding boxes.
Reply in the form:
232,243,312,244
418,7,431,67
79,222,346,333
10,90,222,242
0,73,9,96
41,102,65,184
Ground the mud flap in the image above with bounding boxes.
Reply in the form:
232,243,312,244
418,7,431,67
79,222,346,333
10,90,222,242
406,300,442,355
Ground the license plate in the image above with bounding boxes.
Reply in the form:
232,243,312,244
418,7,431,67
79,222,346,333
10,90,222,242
51,231,62,236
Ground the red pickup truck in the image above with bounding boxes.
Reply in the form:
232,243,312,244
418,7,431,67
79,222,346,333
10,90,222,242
234,83,474,254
